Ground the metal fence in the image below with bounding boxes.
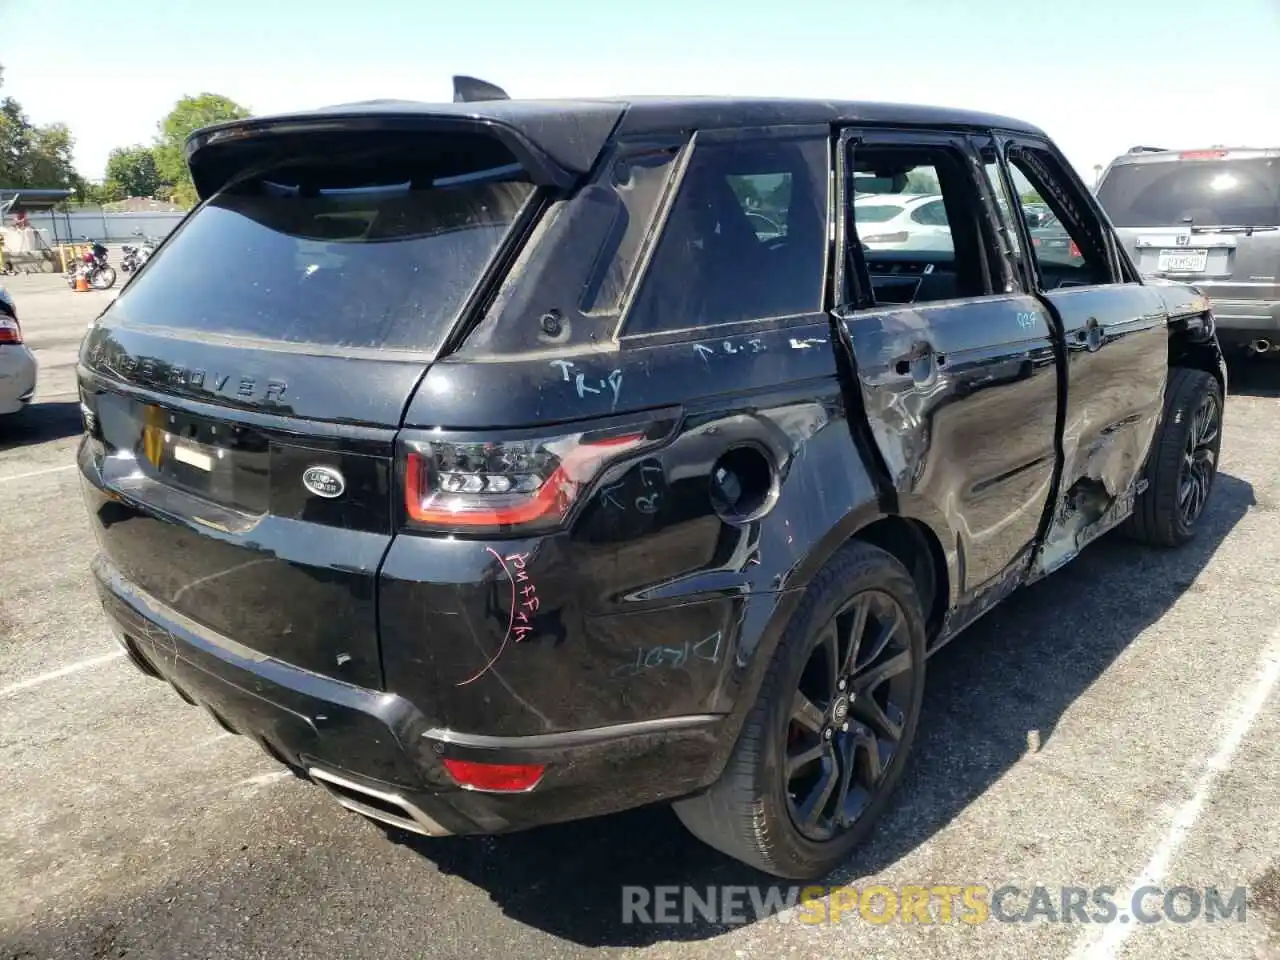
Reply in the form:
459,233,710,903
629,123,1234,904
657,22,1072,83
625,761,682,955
22,210,186,244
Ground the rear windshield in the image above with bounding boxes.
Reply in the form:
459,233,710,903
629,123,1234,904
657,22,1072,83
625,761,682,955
106,133,535,353
854,204,904,223
1096,157,1280,228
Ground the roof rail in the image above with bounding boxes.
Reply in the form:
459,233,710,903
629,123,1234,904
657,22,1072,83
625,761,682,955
1127,145,1168,154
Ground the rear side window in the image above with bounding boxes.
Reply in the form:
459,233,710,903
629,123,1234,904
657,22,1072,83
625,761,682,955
105,132,534,355
456,143,681,358
624,133,829,336
1096,157,1280,228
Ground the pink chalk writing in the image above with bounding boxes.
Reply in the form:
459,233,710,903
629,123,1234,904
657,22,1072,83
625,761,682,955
456,549,540,686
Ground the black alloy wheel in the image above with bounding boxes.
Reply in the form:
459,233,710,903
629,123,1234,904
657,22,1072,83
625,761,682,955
1178,388,1219,528
785,589,915,842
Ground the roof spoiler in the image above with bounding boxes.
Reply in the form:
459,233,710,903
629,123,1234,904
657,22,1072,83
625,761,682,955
452,75,510,103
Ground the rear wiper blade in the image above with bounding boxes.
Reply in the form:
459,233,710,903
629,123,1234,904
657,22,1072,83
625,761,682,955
1190,224,1279,235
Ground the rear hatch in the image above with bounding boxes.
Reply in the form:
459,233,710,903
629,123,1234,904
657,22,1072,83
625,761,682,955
1096,150,1280,304
78,124,543,688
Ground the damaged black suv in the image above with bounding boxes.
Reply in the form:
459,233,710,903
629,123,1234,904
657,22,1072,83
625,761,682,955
77,85,1227,880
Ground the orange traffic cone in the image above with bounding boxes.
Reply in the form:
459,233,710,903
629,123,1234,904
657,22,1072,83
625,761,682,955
74,270,89,293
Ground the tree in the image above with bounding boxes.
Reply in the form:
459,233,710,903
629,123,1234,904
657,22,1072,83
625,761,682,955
0,64,82,190
154,93,251,207
729,176,762,209
904,169,940,194
105,145,160,198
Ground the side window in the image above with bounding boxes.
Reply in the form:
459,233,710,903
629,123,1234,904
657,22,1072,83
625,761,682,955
624,134,828,335
849,144,991,305
456,143,681,357
1004,146,1115,287
582,146,683,314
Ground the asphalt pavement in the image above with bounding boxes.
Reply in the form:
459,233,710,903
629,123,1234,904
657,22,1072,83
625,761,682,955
1,273,1277,960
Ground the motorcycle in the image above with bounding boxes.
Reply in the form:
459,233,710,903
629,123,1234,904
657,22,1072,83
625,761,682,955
66,238,117,290
120,232,158,273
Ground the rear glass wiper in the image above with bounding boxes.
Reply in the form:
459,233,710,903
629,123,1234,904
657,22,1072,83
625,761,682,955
1189,224,1279,235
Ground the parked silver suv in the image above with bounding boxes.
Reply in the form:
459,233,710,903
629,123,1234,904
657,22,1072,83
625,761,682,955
1096,146,1280,356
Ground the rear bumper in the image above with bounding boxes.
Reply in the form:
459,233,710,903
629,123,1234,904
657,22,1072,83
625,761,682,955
0,344,37,415
1205,298,1280,338
93,554,725,836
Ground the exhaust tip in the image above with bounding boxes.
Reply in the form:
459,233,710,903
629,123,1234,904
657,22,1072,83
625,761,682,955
1251,338,1272,353
308,767,451,838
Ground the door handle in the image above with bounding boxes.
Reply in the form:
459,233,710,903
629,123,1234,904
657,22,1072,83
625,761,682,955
1072,318,1104,351
893,341,946,376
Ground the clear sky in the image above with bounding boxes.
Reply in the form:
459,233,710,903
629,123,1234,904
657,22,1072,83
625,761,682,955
2,0,1277,185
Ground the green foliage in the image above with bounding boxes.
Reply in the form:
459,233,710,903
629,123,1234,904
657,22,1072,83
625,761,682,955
154,93,251,207
729,175,762,209
763,176,790,214
0,65,81,190
1020,190,1043,204
903,169,940,194
105,145,161,198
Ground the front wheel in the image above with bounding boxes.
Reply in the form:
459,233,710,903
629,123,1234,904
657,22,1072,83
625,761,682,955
673,541,927,879
1123,367,1223,547
90,265,117,290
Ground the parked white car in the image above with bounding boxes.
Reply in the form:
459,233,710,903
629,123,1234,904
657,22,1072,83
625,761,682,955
0,286,38,417
853,193,954,252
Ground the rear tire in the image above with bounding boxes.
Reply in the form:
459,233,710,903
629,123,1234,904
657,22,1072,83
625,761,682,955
1123,367,1222,547
672,541,926,879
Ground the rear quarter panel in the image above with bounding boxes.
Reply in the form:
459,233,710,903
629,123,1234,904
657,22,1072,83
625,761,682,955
379,319,889,737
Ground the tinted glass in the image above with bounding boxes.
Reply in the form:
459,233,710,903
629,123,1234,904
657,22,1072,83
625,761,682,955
1096,157,1280,228
728,172,791,238
582,146,681,314
625,134,828,334
106,137,534,354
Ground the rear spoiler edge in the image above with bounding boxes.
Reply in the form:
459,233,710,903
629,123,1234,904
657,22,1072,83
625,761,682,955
183,110,618,201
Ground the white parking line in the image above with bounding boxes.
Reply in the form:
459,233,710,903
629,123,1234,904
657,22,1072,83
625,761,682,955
1068,625,1280,960
0,463,76,484
0,649,125,700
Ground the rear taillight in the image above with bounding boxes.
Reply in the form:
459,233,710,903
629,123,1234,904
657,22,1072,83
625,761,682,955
0,317,21,345
861,231,910,244
402,416,676,535
1068,239,1082,259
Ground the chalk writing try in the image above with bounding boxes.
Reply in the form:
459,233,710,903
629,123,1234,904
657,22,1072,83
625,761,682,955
549,360,623,407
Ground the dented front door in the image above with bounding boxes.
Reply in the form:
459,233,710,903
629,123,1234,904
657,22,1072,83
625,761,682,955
996,137,1171,575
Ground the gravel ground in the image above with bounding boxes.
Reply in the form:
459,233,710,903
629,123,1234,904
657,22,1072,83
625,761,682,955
1,273,1277,960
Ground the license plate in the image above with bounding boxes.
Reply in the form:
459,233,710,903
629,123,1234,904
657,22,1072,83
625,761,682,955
173,444,214,472
1157,249,1209,272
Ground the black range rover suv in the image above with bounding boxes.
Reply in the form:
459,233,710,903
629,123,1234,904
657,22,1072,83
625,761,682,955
77,91,1227,879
